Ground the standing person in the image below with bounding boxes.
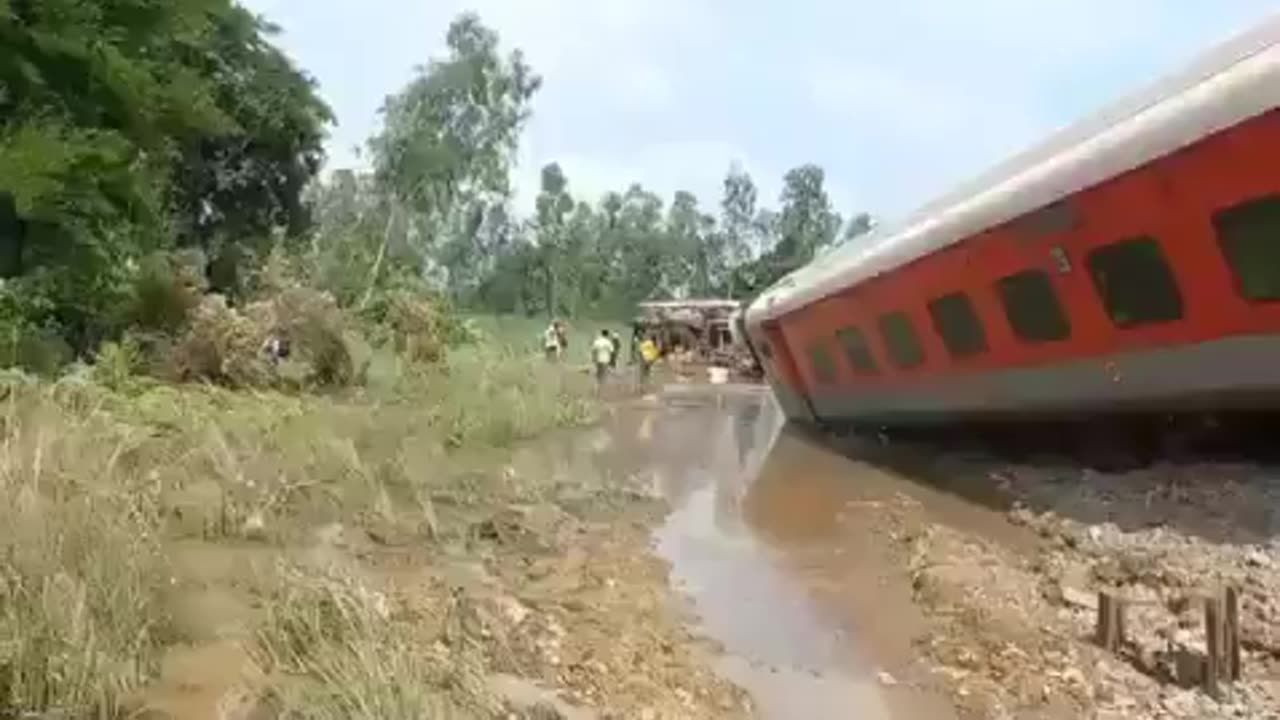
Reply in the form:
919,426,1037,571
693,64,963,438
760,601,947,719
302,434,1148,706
630,324,643,365
638,333,659,390
608,330,621,370
543,321,561,362
591,330,615,386
554,320,569,357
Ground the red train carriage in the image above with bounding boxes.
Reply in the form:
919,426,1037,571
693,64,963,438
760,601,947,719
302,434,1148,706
744,15,1280,440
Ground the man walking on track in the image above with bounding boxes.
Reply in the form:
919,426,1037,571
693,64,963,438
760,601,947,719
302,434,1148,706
592,330,615,386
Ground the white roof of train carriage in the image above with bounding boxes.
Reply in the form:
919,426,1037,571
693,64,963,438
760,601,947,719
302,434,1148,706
746,12,1280,327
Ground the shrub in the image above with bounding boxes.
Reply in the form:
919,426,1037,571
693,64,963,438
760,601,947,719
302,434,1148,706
171,294,273,388
92,335,143,391
380,290,447,364
128,250,207,335
250,286,361,388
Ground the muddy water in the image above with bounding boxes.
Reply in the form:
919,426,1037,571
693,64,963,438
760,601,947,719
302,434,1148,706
572,384,968,719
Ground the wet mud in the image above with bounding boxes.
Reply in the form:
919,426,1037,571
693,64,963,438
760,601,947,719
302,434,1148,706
133,380,1280,719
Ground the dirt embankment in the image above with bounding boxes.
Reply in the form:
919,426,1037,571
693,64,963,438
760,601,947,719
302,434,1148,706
847,443,1280,720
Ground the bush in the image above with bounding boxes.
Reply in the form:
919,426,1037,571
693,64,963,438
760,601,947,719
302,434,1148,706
166,287,367,391
92,335,143,391
253,286,359,388
379,290,447,364
171,294,273,388
0,322,74,376
128,250,207,335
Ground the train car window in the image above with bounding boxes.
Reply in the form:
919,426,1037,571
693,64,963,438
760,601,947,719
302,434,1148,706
807,342,837,385
927,292,988,358
1212,194,1280,301
996,270,1071,343
877,312,925,369
1087,236,1184,327
835,327,878,374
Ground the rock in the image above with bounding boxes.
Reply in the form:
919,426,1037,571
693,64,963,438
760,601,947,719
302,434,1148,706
1008,505,1035,526
1245,547,1273,569
876,670,898,686
496,596,531,625
1060,586,1098,610
1160,689,1201,717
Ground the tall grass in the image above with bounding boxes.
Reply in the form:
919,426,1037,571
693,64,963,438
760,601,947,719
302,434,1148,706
0,376,169,718
0,332,600,718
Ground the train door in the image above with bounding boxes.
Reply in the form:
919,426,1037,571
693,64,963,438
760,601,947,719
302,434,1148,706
762,320,818,423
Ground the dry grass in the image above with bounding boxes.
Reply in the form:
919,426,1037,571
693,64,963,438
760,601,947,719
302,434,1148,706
0,327,600,718
0,375,169,719
251,565,499,720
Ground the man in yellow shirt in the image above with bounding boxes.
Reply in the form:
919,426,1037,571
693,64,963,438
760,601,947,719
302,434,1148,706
638,335,659,389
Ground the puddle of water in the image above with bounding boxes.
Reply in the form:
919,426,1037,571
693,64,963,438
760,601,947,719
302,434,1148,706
631,389,894,719
516,385,952,719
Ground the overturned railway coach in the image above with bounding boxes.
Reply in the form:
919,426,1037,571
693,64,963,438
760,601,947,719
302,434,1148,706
745,15,1280,437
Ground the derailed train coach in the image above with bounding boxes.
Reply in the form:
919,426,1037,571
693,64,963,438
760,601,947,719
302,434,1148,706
744,14,1280,448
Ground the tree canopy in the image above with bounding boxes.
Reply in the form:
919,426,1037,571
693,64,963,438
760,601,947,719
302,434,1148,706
0,0,331,353
304,12,876,322
0,4,874,367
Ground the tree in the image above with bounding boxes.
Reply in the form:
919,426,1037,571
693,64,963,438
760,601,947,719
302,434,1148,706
663,191,723,298
663,191,699,297
719,165,759,297
169,7,333,293
775,164,841,267
842,212,875,244
534,163,573,316
610,184,666,309
0,0,331,353
368,12,540,301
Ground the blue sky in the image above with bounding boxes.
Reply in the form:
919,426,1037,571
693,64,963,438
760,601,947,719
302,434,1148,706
243,0,1279,222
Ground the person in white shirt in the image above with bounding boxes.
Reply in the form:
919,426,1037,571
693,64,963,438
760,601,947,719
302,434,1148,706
591,330,615,384
543,322,561,361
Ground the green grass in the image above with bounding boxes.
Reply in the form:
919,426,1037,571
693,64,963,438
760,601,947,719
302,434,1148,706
0,327,602,719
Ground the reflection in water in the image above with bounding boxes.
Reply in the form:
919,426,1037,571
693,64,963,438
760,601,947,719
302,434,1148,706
537,387,952,719
645,389,894,720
